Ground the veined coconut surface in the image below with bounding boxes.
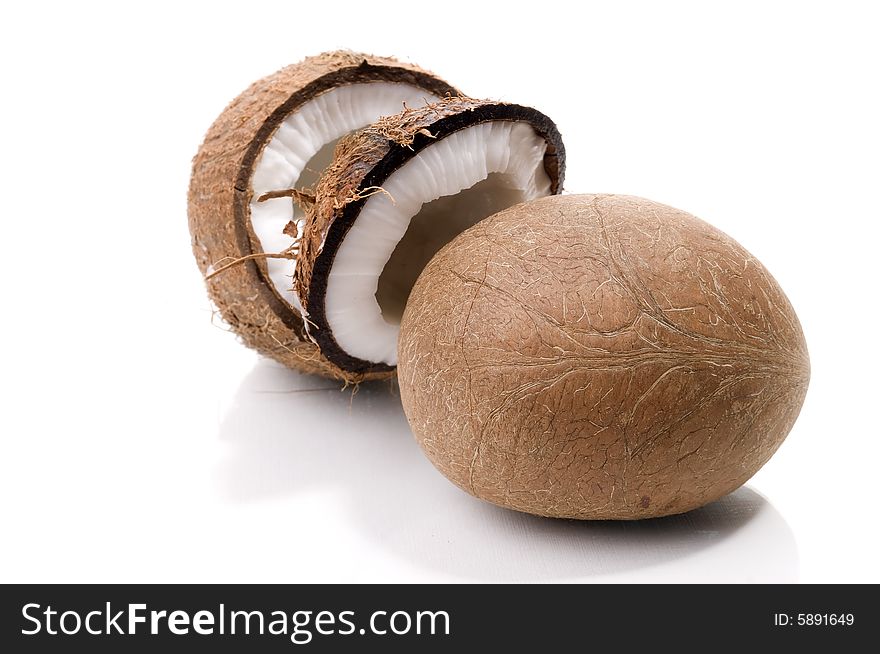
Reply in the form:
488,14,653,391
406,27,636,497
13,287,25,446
188,51,457,382
295,97,565,376
397,194,810,520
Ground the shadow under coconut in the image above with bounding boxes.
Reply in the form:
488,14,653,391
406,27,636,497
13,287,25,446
215,359,798,582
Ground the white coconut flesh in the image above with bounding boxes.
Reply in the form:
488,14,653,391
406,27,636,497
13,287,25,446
325,120,552,366
249,82,440,311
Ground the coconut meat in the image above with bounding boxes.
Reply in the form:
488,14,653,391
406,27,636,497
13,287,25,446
325,121,551,366
249,82,440,311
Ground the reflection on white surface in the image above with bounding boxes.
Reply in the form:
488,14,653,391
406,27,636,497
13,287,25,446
216,359,798,582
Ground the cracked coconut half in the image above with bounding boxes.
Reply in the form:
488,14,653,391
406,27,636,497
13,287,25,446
293,97,566,380
188,51,458,381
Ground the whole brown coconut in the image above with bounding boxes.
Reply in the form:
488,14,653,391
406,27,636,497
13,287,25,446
398,194,810,520
188,51,457,383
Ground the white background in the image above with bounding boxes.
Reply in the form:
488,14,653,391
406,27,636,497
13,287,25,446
1,1,877,583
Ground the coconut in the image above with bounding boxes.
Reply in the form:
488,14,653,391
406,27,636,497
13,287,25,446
294,98,565,379
397,194,810,520
188,51,457,382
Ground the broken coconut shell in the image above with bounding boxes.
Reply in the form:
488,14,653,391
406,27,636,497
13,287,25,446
188,51,457,382
397,194,810,520
295,97,565,378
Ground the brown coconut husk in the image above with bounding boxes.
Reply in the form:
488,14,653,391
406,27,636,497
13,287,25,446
295,97,566,376
397,194,810,520
188,51,458,383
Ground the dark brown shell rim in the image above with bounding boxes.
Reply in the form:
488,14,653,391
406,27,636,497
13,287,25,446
306,102,566,374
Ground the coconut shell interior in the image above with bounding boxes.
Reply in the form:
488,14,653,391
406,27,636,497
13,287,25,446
188,51,457,383
296,97,566,376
